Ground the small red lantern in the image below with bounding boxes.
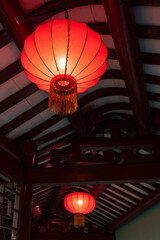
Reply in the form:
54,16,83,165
21,19,107,115
64,192,96,227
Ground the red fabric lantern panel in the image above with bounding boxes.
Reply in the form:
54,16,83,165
21,19,107,115
64,192,96,214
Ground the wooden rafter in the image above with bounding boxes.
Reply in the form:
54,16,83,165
15,115,64,143
39,186,67,230
0,84,37,114
1,87,127,135
91,185,108,199
0,60,23,84
106,187,160,232
102,0,151,134
37,132,76,156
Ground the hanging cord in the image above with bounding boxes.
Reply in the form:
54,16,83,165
65,9,68,19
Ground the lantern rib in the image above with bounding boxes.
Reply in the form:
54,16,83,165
51,20,60,75
23,48,52,78
66,196,74,213
75,37,103,78
25,70,50,83
64,19,70,76
33,30,56,77
71,193,76,213
69,25,88,77
76,59,107,81
85,195,91,214
77,75,101,86
89,196,96,214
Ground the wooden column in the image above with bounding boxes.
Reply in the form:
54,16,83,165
18,183,33,240
21,140,37,167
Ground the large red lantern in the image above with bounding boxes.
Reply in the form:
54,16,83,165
21,19,107,115
64,192,96,227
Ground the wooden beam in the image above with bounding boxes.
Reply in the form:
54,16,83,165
30,232,115,240
102,0,151,134
0,0,33,51
91,185,108,199
73,135,160,150
106,187,160,232
0,148,24,183
18,184,33,240
25,163,160,186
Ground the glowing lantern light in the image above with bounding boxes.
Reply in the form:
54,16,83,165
64,192,96,227
21,19,107,115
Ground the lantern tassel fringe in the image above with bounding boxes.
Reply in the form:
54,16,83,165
48,76,78,115
74,214,85,227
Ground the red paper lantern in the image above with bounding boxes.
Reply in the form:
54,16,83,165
64,192,96,227
21,19,107,115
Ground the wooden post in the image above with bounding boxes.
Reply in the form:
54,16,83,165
18,184,33,240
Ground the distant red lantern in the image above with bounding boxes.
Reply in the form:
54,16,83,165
64,192,96,227
21,19,107,115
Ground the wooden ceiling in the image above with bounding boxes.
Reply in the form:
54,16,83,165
0,0,160,239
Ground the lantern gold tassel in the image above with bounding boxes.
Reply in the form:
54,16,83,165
74,214,85,227
48,75,78,115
